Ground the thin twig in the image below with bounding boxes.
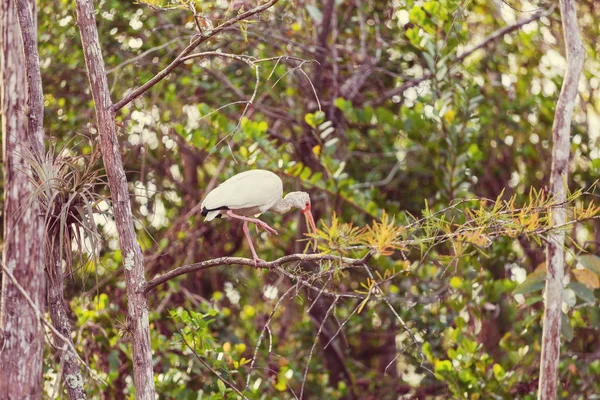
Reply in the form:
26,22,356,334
176,328,248,399
0,261,106,385
112,0,280,111
455,4,556,63
299,296,339,400
372,5,555,106
244,285,297,395
106,36,192,74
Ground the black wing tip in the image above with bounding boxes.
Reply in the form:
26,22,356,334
201,206,229,217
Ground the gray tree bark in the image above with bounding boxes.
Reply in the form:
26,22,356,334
14,0,88,397
538,1,584,399
74,0,156,397
0,0,46,397
47,236,87,399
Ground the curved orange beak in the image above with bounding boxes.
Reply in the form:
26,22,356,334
302,205,318,250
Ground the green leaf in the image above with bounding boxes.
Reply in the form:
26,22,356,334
492,363,505,380
561,313,574,341
422,342,433,362
524,295,543,306
423,1,440,16
434,359,453,373
513,272,546,295
567,282,596,303
409,6,426,25
406,27,421,47
216,378,226,393
579,254,600,277
449,276,463,289
305,113,316,128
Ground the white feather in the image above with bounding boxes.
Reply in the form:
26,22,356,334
201,170,284,219
204,210,222,221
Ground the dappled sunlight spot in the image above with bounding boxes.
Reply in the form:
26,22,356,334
540,26,557,45
224,282,241,305
129,17,143,31
540,49,567,78
127,37,143,50
402,364,425,386
542,80,557,96
396,9,410,27
263,285,278,300
510,263,527,284
182,104,201,131
508,171,520,188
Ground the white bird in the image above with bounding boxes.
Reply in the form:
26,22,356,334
201,169,317,266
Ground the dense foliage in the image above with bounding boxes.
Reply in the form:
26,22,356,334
4,0,600,398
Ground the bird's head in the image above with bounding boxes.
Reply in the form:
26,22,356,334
284,191,317,233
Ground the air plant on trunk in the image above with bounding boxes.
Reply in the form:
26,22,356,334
21,139,108,399
22,140,107,273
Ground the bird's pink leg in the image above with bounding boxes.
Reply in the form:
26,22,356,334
225,210,278,235
243,221,265,267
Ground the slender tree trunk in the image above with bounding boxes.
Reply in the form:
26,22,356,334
0,0,46,396
74,0,156,397
47,234,87,399
15,0,44,159
538,1,584,399
16,1,89,398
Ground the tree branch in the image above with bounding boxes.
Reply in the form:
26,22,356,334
373,5,555,106
538,0,585,399
143,252,373,294
455,5,556,63
111,0,279,112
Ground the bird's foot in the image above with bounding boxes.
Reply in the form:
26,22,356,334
256,222,278,235
253,257,267,269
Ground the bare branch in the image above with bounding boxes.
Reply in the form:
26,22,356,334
112,0,280,111
538,0,585,398
143,252,373,294
455,5,556,63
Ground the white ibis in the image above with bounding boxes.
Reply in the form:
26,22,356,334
201,169,317,265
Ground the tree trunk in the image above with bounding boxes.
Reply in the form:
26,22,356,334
47,234,87,399
538,1,584,399
0,0,46,396
74,0,156,398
